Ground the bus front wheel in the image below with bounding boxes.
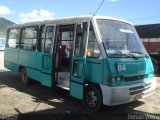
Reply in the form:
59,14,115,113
83,85,102,112
20,68,30,86
151,58,159,73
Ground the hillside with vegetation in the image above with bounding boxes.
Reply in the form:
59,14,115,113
0,18,14,38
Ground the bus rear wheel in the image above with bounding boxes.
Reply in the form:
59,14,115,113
20,68,30,86
83,85,102,112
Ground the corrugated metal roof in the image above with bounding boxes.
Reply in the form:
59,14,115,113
135,24,160,38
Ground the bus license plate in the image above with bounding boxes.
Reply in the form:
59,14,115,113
134,94,143,100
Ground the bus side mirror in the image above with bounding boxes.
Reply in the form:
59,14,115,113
76,24,83,36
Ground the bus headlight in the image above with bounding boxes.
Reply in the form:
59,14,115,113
116,76,121,81
108,76,123,82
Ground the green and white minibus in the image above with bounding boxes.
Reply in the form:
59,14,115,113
4,16,156,111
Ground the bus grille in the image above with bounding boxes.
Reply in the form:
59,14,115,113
124,74,148,81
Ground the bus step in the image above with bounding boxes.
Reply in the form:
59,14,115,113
56,85,69,91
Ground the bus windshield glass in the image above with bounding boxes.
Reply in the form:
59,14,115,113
96,19,147,57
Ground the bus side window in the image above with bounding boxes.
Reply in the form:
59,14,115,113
21,26,39,51
74,22,88,57
44,26,54,53
7,28,20,48
38,25,45,52
87,23,100,58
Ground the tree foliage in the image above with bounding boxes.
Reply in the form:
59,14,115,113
0,18,14,37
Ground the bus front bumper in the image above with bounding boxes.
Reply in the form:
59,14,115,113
100,78,157,106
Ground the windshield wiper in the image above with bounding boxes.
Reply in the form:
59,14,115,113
130,51,149,58
121,53,138,59
110,53,138,59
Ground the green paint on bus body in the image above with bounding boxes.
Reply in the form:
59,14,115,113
5,48,53,87
70,55,154,99
4,16,156,105
5,47,154,93
102,57,154,87
4,48,19,73
83,57,154,86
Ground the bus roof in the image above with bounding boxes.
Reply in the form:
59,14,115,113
8,15,133,28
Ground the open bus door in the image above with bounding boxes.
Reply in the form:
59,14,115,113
40,25,55,87
70,22,89,100
41,25,55,73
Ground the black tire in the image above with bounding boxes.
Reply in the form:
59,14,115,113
20,68,30,86
152,58,158,73
83,85,102,112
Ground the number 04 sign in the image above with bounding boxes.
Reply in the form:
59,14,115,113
117,64,126,71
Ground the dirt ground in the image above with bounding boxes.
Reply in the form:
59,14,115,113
0,51,160,120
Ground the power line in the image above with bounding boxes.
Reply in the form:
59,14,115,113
93,0,106,16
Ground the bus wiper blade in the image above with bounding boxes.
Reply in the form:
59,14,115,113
130,51,149,58
111,53,138,59
121,53,138,59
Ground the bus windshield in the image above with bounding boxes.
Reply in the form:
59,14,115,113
96,19,148,58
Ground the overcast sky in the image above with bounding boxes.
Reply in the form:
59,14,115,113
0,0,160,25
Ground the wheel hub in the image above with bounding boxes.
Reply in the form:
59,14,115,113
86,90,97,108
